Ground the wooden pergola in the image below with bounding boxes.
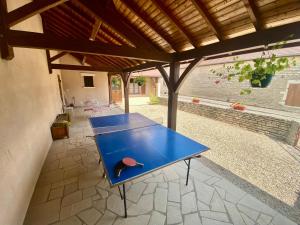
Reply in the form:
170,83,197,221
1,0,300,130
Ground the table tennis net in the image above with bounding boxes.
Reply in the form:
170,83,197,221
92,119,158,135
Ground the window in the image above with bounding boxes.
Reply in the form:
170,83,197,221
82,75,94,88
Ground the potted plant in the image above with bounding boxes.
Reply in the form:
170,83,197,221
192,97,200,104
134,76,146,86
211,37,297,94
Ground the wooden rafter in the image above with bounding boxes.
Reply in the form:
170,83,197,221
241,0,263,30
82,19,103,64
174,21,300,62
174,58,202,92
46,49,53,73
51,63,120,72
7,0,68,27
190,0,224,41
74,0,161,52
6,30,173,62
50,51,67,62
90,20,102,41
151,0,198,48
120,0,179,52
44,9,90,39
156,65,170,90
0,0,14,59
95,55,122,69
124,62,164,73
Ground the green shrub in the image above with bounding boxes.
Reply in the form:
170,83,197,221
149,94,160,105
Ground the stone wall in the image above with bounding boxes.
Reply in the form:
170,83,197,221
0,1,62,225
60,55,109,107
159,98,300,145
160,58,300,113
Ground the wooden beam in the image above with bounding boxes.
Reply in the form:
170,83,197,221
174,58,202,92
120,72,130,113
151,0,197,48
0,0,14,60
7,0,68,27
6,30,172,62
50,51,67,62
107,73,113,105
123,62,164,72
121,0,178,52
82,19,103,65
241,0,263,30
190,0,224,41
167,62,180,130
51,63,120,72
156,65,170,90
173,21,300,62
46,50,53,74
75,0,161,51
90,20,102,41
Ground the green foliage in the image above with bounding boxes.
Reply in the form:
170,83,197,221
134,76,146,86
111,77,121,88
149,94,160,105
210,36,297,94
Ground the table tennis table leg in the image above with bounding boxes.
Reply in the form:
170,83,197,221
123,183,127,218
186,158,191,186
117,185,123,200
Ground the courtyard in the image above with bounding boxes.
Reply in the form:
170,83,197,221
24,105,300,225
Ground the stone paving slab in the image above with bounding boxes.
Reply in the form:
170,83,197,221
23,107,299,225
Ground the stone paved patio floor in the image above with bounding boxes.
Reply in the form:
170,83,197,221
24,106,299,225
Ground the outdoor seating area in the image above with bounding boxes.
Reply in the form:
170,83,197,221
24,107,298,225
1,0,300,225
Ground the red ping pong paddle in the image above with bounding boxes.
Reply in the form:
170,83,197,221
115,157,144,177
122,157,144,167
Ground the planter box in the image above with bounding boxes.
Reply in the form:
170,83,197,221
51,113,70,140
51,124,69,140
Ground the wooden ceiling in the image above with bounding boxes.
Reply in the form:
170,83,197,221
20,0,300,71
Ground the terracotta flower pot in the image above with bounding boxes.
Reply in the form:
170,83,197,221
192,98,200,104
231,103,246,111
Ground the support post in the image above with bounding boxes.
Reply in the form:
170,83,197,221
121,72,130,113
0,0,14,60
107,73,113,105
186,158,191,186
46,49,52,74
123,183,127,218
167,62,180,130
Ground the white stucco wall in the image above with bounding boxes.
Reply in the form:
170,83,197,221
0,1,62,225
59,55,109,106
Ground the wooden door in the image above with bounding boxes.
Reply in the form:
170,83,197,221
112,90,122,103
285,84,300,107
111,77,122,103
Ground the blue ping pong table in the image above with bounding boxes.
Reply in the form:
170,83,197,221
89,113,209,217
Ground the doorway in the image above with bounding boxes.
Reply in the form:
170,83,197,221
111,76,122,103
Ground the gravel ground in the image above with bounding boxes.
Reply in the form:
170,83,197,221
129,104,300,217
